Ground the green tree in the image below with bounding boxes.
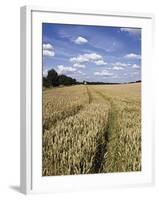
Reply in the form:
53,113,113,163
47,69,59,86
43,77,50,87
58,75,76,85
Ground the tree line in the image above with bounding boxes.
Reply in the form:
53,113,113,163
43,69,76,87
43,68,141,88
84,80,141,85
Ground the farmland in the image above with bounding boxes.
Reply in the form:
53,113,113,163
42,83,141,176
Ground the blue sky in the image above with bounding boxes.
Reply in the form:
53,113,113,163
42,23,141,83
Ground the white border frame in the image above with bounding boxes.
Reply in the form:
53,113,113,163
20,6,154,194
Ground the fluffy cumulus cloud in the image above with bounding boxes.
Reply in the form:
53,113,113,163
94,70,113,77
132,64,140,69
85,53,102,61
70,53,102,63
70,55,88,63
43,50,55,57
70,53,106,66
112,62,130,67
74,36,88,45
113,66,124,70
73,63,86,68
94,60,107,66
124,53,141,60
56,65,76,75
43,43,55,57
120,28,141,36
43,43,53,50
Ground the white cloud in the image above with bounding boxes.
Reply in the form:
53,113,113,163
70,53,106,66
56,65,76,75
112,62,130,67
74,36,88,45
120,28,141,36
73,63,86,68
124,53,141,59
94,60,107,66
43,50,55,57
70,55,89,63
43,43,53,50
132,64,140,69
43,43,55,57
113,66,124,70
85,53,102,61
43,69,48,77
94,70,113,77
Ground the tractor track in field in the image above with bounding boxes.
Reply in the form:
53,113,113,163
44,86,114,174
44,85,103,132
86,85,93,104
86,86,112,174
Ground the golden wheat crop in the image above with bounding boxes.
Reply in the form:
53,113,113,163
90,84,141,172
43,85,88,130
42,83,141,176
43,103,110,176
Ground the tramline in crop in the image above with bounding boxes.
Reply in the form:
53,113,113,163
42,83,141,176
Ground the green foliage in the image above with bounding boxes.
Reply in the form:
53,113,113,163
43,77,50,88
47,69,59,87
58,74,76,86
43,69,76,87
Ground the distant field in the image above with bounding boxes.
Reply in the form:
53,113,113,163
42,83,141,176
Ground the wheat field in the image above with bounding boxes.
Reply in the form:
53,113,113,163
42,83,141,176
